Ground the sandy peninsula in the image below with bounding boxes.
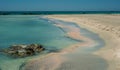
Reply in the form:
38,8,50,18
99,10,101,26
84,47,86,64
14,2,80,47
23,15,99,70
45,14,120,70
22,14,120,70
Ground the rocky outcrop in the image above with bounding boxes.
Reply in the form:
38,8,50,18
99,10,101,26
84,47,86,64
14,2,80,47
2,44,45,58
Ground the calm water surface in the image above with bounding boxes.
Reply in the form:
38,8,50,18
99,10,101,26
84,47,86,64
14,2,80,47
0,15,108,70
0,15,78,70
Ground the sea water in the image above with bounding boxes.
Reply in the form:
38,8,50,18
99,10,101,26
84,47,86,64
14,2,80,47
0,15,78,70
0,15,107,70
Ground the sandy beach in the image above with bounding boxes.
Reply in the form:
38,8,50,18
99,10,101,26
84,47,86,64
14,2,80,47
23,15,100,70
22,14,120,70
45,14,120,70
0,0,120,70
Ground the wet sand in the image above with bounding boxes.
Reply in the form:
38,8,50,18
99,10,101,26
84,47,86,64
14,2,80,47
22,15,109,70
45,14,120,70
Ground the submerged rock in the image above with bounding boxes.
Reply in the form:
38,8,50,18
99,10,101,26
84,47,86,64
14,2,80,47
2,44,45,58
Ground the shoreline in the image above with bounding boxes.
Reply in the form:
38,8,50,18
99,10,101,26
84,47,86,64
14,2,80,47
22,16,107,70
45,14,120,70
48,18,102,53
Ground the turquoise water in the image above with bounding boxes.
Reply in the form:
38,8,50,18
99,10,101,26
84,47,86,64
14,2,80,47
0,15,107,70
0,15,78,70
0,15,78,49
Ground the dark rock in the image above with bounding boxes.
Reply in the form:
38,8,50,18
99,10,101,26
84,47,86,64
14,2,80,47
1,44,45,58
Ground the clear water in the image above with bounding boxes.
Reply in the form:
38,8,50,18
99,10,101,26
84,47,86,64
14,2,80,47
0,15,107,70
0,15,78,70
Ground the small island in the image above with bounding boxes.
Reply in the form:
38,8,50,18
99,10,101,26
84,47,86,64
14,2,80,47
1,44,45,58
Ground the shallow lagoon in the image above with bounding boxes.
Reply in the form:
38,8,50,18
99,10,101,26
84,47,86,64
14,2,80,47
0,15,78,70
0,15,107,70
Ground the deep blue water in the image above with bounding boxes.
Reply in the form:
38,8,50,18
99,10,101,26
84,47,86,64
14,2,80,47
0,11,120,15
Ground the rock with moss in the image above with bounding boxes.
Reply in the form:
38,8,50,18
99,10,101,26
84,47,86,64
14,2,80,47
2,44,45,58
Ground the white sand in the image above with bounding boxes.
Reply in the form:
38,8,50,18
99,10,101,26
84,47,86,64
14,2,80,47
45,14,120,70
